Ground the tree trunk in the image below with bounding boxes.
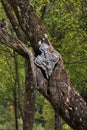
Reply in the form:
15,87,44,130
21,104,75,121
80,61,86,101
24,56,36,130
0,0,87,129
13,87,19,130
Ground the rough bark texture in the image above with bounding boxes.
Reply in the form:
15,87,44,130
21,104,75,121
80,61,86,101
6,0,50,54
24,54,36,130
0,0,87,130
36,60,87,130
0,25,29,58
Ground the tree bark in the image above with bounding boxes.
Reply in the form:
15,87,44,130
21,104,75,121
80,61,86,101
13,81,19,130
0,0,87,130
6,0,49,53
24,54,36,130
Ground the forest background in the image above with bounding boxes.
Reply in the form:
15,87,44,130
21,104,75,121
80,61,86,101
0,0,87,130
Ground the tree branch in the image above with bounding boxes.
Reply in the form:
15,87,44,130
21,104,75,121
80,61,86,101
6,0,50,53
1,0,26,43
0,23,30,59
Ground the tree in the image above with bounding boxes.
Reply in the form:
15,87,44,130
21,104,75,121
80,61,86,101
0,0,87,130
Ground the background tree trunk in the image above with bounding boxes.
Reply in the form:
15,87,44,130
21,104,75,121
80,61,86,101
13,81,19,130
14,51,25,121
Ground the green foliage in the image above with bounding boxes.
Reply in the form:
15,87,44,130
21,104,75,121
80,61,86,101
0,3,7,20
30,0,50,16
34,92,55,130
0,45,25,129
63,123,73,130
0,105,15,130
33,123,44,130
43,99,55,130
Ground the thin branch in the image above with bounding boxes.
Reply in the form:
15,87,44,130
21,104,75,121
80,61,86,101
41,5,47,21
46,0,56,14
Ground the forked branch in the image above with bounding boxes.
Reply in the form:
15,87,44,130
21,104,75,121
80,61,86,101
0,20,30,59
